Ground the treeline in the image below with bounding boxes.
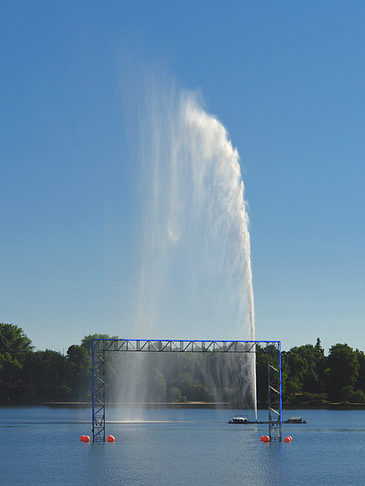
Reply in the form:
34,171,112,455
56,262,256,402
0,324,94,402
257,338,365,406
1,323,365,406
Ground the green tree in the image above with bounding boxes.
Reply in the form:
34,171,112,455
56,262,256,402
327,343,359,401
355,349,365,393
282,350,308,399
255,345,268,405
168,386,182,402
81,334,118,354
67,345,91,400
23,350,71,401
0,324,33,401
0,353,23,401
0,323,33,356
288,340,325,393
151,369,166,401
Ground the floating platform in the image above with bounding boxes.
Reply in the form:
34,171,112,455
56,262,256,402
228,416,307,424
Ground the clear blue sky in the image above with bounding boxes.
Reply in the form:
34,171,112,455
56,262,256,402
1,0,364,353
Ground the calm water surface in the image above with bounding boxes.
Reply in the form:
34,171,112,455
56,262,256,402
1,407,365,485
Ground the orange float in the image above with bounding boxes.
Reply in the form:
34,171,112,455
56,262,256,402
260,435,270,442
83,435,90,443
80,435,86,442
284,436,293,442
107,435,116,443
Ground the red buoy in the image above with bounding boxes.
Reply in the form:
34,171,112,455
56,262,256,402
83,435,90,443
284,436,293,442
260,435,270,442
80,435,86,442
107,435,115,443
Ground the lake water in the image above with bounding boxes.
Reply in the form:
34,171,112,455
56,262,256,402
1,407,365,485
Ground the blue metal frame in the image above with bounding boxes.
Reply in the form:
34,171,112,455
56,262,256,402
91,338,282,442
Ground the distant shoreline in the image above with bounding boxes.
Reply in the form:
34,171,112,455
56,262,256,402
284,402,365,410
0,401,229,408
2,400,365,410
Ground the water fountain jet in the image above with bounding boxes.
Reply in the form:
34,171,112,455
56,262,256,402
120,79,257,419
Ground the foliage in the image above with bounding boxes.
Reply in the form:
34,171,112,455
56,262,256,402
81,334,118,353
0,323,33,356
67,345,91,400
1,325,365,406
326,343,359,401
282,338,326,401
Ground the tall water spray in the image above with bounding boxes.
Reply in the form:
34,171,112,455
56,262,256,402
120,80,257,416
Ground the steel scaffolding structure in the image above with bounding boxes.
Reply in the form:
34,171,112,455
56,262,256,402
92,339,282,442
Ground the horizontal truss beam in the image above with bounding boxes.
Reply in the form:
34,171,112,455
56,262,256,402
93,339,280,353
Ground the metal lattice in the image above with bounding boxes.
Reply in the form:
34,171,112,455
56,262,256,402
268,342,283,441
92,342,106,442
91,339,282,442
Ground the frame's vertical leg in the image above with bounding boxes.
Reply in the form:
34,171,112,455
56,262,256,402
268,342,282,442
279,341,283,441
267,348,271,437
102,350,106,442
92,341,106,442
92,339,95,442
